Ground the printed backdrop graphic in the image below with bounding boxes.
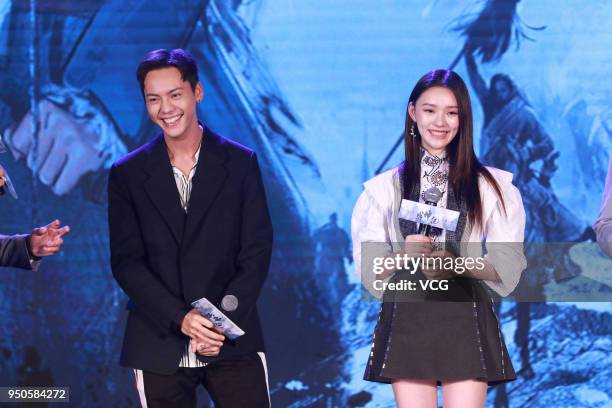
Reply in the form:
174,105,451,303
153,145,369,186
0,0,610,407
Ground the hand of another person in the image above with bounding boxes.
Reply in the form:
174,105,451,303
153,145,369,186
29,219,71,257
181,309,225,355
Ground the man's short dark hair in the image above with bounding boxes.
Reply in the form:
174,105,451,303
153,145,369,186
136,48,199,95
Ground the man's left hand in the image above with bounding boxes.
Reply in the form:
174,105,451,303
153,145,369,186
190,338,222,357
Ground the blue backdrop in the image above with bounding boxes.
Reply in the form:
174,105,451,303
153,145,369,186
0,0,610,407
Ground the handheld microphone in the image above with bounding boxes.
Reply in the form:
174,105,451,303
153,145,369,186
417,187,443,236
220,295,238,312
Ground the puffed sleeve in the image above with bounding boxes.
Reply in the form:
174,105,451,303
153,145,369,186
482,181,527,297
351,188,393,299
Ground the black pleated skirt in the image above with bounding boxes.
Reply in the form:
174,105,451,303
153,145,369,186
364,274,516,385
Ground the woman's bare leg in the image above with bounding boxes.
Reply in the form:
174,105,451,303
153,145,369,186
392,379,438,408
441,379,487,408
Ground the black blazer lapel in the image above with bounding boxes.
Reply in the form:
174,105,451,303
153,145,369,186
183,127,228,245
143,135,186,246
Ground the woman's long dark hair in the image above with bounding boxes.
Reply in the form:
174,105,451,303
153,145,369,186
403,69,505,230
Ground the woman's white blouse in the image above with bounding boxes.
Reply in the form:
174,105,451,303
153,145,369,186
351,165,527,297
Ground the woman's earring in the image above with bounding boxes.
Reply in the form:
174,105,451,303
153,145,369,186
410,123,417,138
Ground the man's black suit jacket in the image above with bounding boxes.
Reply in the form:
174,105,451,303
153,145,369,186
108,126,273,374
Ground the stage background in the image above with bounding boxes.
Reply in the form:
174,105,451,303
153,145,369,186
0,0,610,406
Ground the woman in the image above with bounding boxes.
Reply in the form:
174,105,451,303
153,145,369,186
351,69,526,407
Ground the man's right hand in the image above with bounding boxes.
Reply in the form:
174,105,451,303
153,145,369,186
180,309,225,356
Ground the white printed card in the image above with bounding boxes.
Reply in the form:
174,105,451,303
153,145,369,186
399,199,460,232
191,297,245,340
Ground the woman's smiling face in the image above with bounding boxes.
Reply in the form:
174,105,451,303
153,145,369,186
409,86,459,156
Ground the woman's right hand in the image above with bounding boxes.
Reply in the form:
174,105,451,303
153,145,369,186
404,234,433,258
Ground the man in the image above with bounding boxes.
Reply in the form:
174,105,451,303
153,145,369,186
594,156,612,258
1,3,323,404
1,164,70,270
108,49,272,407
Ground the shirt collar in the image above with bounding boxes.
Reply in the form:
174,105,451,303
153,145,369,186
420,147,448,164
192,140,202,167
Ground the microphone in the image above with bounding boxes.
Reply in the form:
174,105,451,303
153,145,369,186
417,187,443,236
220,295,238,312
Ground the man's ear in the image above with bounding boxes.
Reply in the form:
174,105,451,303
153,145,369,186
195,81,204,103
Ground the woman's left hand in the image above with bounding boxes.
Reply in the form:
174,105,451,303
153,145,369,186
421,250,457,280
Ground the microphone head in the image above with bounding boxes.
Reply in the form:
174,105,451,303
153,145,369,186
221,295,238,312
423,187,443,204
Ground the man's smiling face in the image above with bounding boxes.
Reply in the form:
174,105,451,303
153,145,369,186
143,67,202,139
